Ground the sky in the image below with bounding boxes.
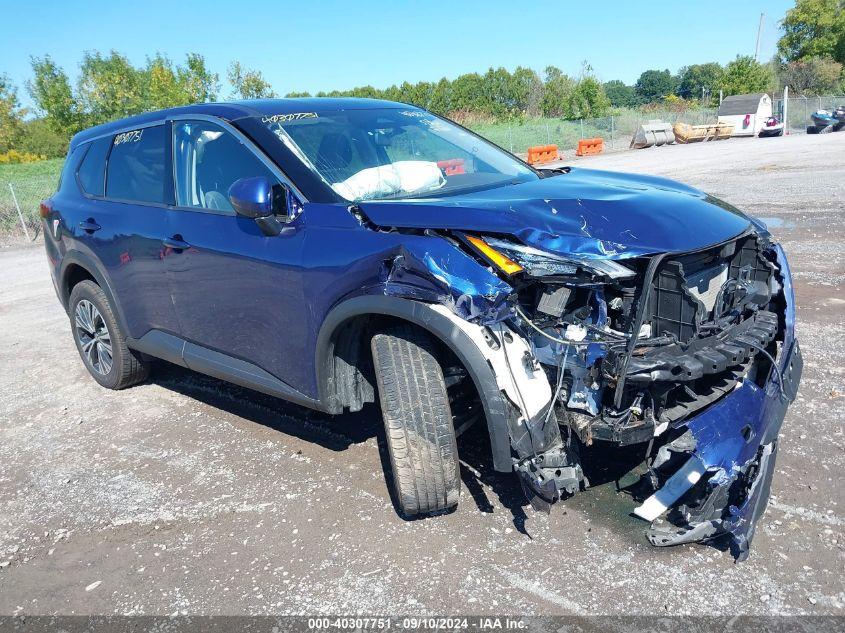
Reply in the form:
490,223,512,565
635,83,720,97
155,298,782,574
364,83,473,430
1,0,793,109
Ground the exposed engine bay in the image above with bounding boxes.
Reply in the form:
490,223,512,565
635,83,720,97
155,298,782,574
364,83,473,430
351,165,803,561
438,229,802,561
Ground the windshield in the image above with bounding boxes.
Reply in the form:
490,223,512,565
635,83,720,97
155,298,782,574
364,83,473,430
258,108,537,202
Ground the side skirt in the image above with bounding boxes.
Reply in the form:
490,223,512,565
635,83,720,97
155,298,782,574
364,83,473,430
128,330,325,412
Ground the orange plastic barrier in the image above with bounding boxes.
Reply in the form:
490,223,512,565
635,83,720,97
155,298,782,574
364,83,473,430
526,144,559,165
437,158,466,175
576,137,604,156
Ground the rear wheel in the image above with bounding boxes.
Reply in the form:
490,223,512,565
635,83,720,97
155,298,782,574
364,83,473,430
371,325,460,516
69,280,149,389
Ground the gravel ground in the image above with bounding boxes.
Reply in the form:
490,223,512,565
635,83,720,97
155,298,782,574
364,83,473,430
0,132,843,616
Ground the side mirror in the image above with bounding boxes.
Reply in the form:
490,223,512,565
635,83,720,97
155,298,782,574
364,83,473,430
228,177,288,219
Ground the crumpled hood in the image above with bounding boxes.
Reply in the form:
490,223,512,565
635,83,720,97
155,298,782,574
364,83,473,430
358,167,755,259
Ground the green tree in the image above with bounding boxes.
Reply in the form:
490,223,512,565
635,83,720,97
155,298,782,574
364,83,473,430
511,66,544,117
676,63,724,100
28,55,83,135
779,56,844,93
142,55,186,110
480,67,522,117
76,51,145,124
227,62,276,99
29,51,217,148
778,0,845,64
285,91,312,98
427,78,453,115
720,55,776,96
540,66,576,117
569,74,611,118
603,80,638,107
634,69,676,102
178,54,219,103
0,74,26,153
348,85,380,99
18,118,68,157
449,73,485,112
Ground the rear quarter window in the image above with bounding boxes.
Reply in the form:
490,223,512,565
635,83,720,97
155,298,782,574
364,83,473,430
106,126,167,204
77,137,111,196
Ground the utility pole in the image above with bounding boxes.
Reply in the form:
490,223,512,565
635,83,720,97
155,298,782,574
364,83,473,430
755,13,765,62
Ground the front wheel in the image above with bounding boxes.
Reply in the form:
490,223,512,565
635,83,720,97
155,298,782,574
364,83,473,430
69,280,149,390
371,326,460,517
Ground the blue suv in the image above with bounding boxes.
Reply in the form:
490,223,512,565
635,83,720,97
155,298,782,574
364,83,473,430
43,98,801,560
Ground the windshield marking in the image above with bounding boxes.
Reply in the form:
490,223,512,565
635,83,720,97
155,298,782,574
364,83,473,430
261,112,318,124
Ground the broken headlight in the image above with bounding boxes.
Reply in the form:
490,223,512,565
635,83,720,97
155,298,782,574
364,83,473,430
469,235,635,280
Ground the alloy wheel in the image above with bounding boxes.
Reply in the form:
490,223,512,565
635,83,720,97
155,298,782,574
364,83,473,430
74,299,113,375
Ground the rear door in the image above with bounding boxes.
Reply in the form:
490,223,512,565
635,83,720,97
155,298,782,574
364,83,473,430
164,117,308,388
72,123,181,340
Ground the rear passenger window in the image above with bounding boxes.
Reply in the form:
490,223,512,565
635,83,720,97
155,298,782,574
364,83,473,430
77,138,110,196
106,125,166,204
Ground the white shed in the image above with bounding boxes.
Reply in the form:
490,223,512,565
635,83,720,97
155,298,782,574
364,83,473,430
717,93,772,137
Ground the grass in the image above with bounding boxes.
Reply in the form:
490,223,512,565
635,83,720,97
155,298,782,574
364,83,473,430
0,157,64,183
0,158,64,232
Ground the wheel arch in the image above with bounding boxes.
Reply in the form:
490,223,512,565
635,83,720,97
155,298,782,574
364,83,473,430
59,251,130,336
316,295,512,472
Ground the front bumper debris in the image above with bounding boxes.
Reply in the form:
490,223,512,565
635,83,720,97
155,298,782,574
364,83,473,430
633,244,802,560
511,243,800,560
637,337,802,560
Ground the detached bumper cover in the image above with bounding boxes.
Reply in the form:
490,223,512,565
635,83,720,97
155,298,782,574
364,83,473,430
634,244,802,561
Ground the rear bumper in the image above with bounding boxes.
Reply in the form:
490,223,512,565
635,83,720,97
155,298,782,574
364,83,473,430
635,244,802,560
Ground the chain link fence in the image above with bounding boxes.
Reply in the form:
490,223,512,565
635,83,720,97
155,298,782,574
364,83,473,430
773,95,845,134
0,158,63,240
472,96,845,157
468,108,720,157
0,178,56,241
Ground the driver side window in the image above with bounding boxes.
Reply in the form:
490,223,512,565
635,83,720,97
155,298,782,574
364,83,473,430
173,120,280,212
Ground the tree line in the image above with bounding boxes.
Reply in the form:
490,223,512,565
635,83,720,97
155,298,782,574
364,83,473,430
1,0,843,159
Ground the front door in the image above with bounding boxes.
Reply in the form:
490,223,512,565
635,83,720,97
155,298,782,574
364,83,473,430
164,118,309,391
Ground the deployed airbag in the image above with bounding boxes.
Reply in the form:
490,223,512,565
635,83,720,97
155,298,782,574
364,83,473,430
333,161,445,201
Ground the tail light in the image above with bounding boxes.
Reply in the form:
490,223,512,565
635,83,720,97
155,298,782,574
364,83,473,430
40,199,53,219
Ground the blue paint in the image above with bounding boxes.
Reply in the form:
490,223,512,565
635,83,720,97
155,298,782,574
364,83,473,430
46,102,802,558
48,100,780,404
358,169,753,258
228,176,274,217
672,245,801,560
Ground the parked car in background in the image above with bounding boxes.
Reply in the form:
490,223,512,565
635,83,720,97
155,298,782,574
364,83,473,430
42,99,802,560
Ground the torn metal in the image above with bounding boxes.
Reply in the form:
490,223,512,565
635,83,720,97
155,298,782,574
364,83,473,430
356,174,801,561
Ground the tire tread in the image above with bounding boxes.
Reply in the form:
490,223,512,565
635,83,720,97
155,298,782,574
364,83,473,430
371,325,460,516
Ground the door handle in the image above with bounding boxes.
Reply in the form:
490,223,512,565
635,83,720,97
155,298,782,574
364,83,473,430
163,235,191,252
78,219,101,233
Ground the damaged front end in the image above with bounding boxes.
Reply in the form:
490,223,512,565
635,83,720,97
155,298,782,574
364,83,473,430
417,226,801,560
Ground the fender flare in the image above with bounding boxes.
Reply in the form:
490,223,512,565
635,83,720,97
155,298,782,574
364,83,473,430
58,250,130,336
316,295,512,472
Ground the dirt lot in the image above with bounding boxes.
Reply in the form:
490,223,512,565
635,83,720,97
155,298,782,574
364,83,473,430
0,133,843,616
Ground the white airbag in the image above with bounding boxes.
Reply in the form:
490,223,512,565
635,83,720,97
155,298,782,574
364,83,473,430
332,161,445,200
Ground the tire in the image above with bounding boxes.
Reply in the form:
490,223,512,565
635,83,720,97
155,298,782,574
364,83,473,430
68,280,149,390
371,325,460,516
807,125,819,134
